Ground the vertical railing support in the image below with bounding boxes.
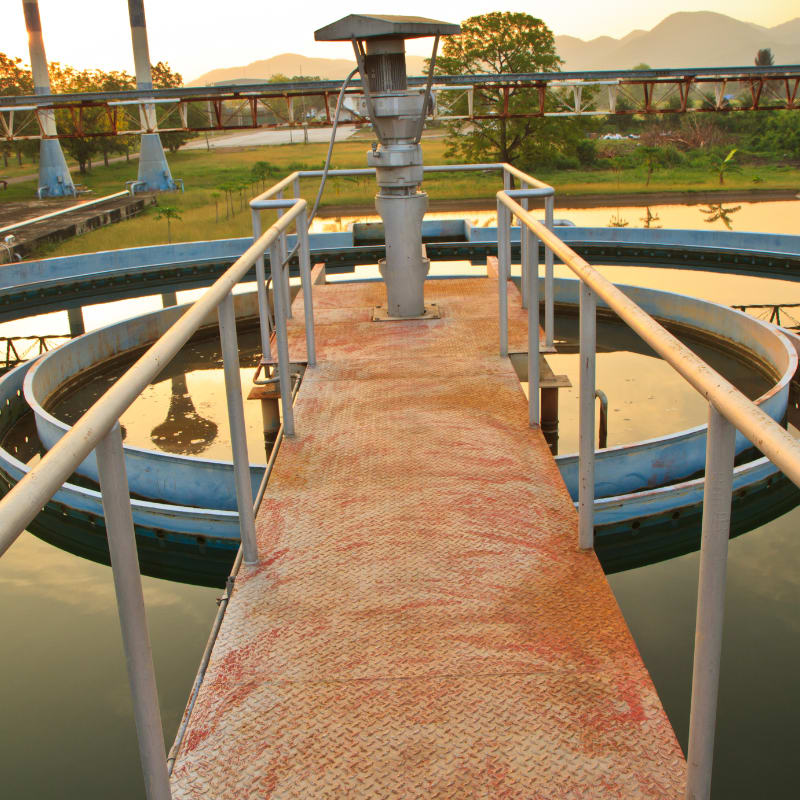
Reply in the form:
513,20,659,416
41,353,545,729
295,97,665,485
578,282,596,549
269,241,295,436
217,292,259,563
251,209,273,363
296,205,316,367
544,195,555,349
520,197,529,310
497,199,510,357
685,404,736,800
95,423,172,800
275,190,292,320
525,222,540,427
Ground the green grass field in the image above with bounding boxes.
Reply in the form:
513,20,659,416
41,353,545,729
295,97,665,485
3,135,798,258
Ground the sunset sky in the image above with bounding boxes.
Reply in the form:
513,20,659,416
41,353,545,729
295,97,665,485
3,1,798,83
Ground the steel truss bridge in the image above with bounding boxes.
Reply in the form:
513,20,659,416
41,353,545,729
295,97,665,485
1,65,799,141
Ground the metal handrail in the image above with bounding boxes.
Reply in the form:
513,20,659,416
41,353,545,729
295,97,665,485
496,185,800,800
497,190,800,487
0,201,306,556
0,196,311,800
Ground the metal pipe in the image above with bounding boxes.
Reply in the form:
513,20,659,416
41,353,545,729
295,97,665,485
685,404,736,800
0,200,306,555
579,282,596,550
297,205,316,366
413,35,439,144
496,190,800,490
217,292,258,564
95,423,172,800
269,241,295,437
544,195,555,348
275,190,292,320
526,223,540,427
250,209,272,362
595,389,608,449
496,200,510,357
520,197,528,310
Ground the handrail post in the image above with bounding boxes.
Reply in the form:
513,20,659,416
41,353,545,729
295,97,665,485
544,194,555,349
526,220,540,427
296,205,316,367
685,404,736,800
218,292,259,563
578,282,596,549
497,198,510,357
276,189,292,319
269,240,295,436
95,423,172,800
520,197,529,310
250,208,273,362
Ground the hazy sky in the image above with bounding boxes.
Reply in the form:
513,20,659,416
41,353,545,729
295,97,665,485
2,1,797,82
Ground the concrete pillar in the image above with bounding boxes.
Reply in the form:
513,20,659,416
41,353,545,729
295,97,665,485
127,0,175,192
22,0,75,198
67,306,85,337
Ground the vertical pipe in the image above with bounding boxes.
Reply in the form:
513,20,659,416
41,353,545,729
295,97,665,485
217,293,258,564
293,175,301,199
496,200,510,357
526,224,540,427
95,424,172,800
520,197,528,310
22,0,75,197
297,206,316,367
685,405,736,800
251,209,273,362
544,195,555,349
269,241,295,436
275,190,292,319
578,282,596,550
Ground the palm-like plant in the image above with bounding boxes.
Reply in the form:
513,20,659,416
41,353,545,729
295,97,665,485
154,204,182,243
709,148,740,185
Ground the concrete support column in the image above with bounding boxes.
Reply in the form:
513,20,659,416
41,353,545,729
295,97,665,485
127,0,175,192
22,0,75,198
67,306,85,337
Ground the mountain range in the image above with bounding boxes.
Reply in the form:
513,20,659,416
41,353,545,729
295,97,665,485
188,12,800,85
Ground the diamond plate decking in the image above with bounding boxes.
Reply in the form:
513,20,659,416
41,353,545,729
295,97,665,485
170,275,686,798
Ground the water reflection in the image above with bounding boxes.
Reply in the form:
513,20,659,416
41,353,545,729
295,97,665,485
150,372,218,456
699,203,742,230
640,207,661,228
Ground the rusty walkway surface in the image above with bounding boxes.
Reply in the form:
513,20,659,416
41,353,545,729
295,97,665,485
170,275,686,798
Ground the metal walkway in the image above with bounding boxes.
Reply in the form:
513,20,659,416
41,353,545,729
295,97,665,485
170,275,686,797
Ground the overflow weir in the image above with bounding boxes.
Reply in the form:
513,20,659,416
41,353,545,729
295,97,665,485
169,274,685,796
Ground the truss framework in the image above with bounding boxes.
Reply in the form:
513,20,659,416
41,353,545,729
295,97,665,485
1,66,798,141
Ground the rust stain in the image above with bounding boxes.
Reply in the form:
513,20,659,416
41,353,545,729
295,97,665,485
170,276,686,798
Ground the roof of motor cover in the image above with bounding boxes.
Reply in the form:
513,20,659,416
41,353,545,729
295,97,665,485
314,14,460,41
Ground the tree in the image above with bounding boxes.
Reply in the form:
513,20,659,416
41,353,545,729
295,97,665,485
154,204,182,242
435,12,581,169
0,53,38,168
709,147,740,185
755,48,774,67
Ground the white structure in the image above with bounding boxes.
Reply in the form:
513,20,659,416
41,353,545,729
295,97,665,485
22,0,75,198
128,0,175,191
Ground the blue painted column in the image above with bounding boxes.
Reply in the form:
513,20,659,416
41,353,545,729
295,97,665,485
22,0,76,198
128,0,175,192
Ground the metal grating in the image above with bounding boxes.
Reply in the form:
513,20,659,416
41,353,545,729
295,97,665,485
171,276,685,797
